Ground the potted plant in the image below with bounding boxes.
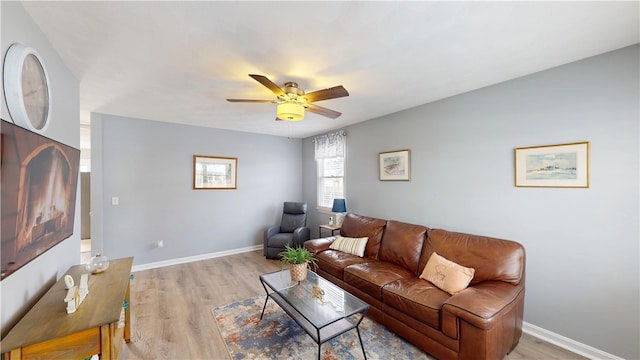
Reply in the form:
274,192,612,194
279,245,318,282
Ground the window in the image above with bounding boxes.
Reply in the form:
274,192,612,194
315,131,346,211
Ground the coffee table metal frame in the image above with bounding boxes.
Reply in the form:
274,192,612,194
259,269,369,360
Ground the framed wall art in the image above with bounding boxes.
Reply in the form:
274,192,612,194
514,142,589,188
379,149,410,181
193,155,237,189
1,119,81,280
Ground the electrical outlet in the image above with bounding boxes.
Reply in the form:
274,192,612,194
157,240,164,248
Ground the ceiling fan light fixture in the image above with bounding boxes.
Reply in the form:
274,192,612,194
228,74,348,121
277,102,305,121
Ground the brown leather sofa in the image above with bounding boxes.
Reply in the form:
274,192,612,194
304,213,526,360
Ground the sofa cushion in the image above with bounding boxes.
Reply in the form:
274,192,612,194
420,229,525,286
420,252,475,295
340,213,386,259
330,236,368,257
343,261,414,301
315,250,368,280
382,277,451,329
378,220,427,275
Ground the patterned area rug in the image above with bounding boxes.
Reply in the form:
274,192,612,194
212,296,432,360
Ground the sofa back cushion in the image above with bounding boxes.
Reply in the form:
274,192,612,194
419,229,525,285
340,213,386,259
378,220,427,274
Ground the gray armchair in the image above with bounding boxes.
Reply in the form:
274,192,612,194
264,202,310,259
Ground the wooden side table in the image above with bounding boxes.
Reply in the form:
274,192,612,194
319,224,341,237
1,257,134,360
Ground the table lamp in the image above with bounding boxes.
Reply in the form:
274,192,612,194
332,198,347,227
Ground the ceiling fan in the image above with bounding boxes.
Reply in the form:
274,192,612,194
227,74,349,121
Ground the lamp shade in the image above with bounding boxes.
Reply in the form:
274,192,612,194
277,103,304,121
331,198,347,213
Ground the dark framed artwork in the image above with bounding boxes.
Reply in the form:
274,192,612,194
1,119,81,280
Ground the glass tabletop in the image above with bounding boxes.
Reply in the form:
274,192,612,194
260,269,369,328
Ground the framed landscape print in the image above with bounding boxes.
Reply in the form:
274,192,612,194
515,142,589,188
193,155,237,189
379,150,410,181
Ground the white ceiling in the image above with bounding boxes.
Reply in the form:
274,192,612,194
22,1,639,139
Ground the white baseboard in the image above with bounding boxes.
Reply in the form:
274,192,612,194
131,245,262,272
131,248,620,360
523,322,622,360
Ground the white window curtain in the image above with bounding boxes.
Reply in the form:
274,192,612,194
314,131,346,160
314,131,346,209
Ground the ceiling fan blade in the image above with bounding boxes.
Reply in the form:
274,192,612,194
304,85,349,103
226,99,276,103
306,103,342,119
249,74,286,97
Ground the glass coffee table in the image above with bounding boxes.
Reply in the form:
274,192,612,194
259,269,369,360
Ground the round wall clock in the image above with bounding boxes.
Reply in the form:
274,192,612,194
3,43,52,133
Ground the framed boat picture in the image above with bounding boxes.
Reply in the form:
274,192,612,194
515,142,589,188
379,150,410,181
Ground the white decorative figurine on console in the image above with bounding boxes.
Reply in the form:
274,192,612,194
64,274,89,314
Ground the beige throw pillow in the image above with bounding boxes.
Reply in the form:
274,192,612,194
329,236,368,257
420,252,475,295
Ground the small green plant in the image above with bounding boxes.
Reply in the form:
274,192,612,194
279,245,318,270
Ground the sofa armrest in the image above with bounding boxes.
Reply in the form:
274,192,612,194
441,281,525,339
304,237,336,255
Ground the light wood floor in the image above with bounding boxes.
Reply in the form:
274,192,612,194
121,250,585,359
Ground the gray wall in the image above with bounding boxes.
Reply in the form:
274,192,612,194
303,45,639,359
1,2,80,336
91,114,303,265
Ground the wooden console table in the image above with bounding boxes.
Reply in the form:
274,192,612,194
1,257,134,359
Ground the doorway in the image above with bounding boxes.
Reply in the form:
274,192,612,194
80,172,91,263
